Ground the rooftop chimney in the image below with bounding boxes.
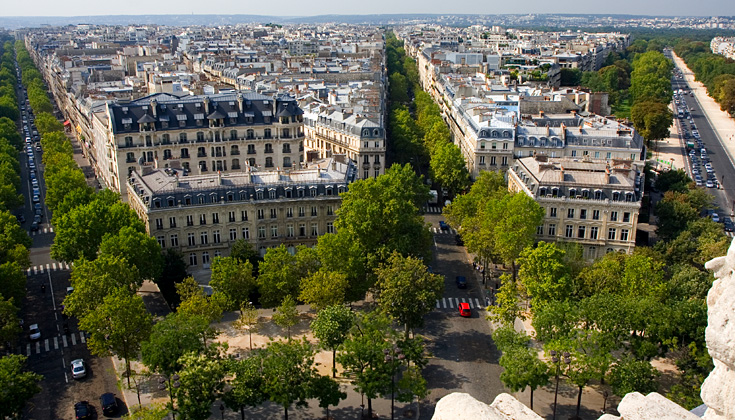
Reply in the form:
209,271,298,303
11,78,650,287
559,164,565,182
605,164,611,184
203,96,210,114
237,93,244,113
150,98,158,117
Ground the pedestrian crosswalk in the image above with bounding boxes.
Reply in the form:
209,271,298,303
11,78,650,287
424,206,443,214
30,226,53,235
727,231,734,238
435,297,487,310
23,332,86,356
431,227,458,235
26,261,72,275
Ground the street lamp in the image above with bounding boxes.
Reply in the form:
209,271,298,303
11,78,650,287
384,346,405,420
550,350,571,420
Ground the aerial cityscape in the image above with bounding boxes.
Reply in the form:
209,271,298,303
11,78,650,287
1,5,735,420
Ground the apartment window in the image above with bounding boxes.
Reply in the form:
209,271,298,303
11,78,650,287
592,210,600,220
501,156,508,166
258,226,266,239
202,252,210,266
189,253,197,266
327,205,334,216
187,233,196,246
479,156,485,165
490,156,496,166
310,188,317,197
364,170,369,179
311,223,319,236
610,211,618,222
228,211,236,222
548,224,556,236
270,208,277,219
212,213,220,224
606,152,612,159
311,206,318,216
247,144,256,154
590,227,598,240
299,223,306,237
594,151,600,158
271,225,278,238
503,142,509,150
155,218,163,230
623,212,631,223
567,209,574,219
241,211,248,221
200,232,209,245
169,217,177,228
537,225,544,235
257,209,265,220
327,222,334,234
199,214,206,225
550,207,557,218
229,229,237,241
565,225,574,238
287,224,294,238
608,228,617,240
170,234,178,247
299,206,306,217
286,207,293,218
620,229,629,242
242,227,250,239
571,150,577,157
578,226,586,239
157,236,165,248
213,230,221,244
491,142,497,150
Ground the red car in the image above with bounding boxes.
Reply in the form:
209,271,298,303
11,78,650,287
459,302,471,317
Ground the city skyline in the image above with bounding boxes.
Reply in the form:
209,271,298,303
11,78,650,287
1,0,734,19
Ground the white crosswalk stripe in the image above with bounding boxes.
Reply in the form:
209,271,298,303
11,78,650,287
475,298,482,309
26,343,30,356
71,334,77,346
44,339,49,352
19,333,85,357
80,332,86,344
35,341,41,354
26,261,73,275
435,297,486,311
62,335,68,348
29,227,54,236
53,337,58,350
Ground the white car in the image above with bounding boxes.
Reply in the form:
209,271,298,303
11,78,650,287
71,359,86,379
29,324,40,340
712,213,721,223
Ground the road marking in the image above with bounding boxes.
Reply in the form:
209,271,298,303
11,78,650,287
436,300,440,309
35,341,41,354
44,339,49,352
65,262,70,269
70,334,76,345
51,262,57,270
475,298,482,309
38,265,43,274
62,335,68,347
45,264,50,272
80,332,86,344
442,298,447,308
53,337,58,350
49,227,54,233
26,344,31,356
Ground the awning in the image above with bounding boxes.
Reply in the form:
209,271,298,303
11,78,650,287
63,120,71,126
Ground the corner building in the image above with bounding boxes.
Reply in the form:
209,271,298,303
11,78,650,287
126,157,356,271
508,156,643,260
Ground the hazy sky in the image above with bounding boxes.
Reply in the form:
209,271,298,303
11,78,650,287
1,0,733,17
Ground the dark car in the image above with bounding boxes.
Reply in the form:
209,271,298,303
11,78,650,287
456,276,467,289
439,221,449,231
723,217,734,233
74,401,93,419
100,393,118,416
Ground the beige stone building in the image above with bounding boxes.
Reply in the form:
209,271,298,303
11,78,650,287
126,157,356,270
508,156,643,260
106,91,305,199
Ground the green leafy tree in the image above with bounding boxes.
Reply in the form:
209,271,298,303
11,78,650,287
223,355,266,419
230,239,262,274
310,375,347,420
141,312,213,376
98,226,163,282
0,263,28,308
299,269,348,311
125,404,169,420
0,296,21,349
34,112,65,135
489,273,526,325
64,255,142,319
79,287,152,386
233,302,260,350
631,100,673,144
261,338,319,420
517,242,574,309
609,356,659,397
44,167,89,211
488,193,545,278
175,277,225,323
0,354,42,419
430,141,470,197
337,310,397,418
499,346,549,410
257,245,301,308
175,351,226,420
272,295,299,339
311,305,354,377
375,252,444,337
209,257,256,311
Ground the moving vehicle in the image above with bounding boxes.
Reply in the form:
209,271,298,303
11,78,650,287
458,302,471,317
100,393,118,416
29,324,40,340
71,359,86,379
456,276,467,289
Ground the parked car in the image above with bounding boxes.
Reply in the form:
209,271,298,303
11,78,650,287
29,324,40,340
455,276,467,289
99,393,118,416
458,302,471,317
723,217,734,232
71,359,86,379
712,213,721,223
30,221,39,232
74,401,93,420
17,215,25,223
439,221,449,231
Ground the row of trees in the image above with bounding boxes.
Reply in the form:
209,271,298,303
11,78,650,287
386,32,471,198
675,40,735,116
0,39,43,420
449,168,721,411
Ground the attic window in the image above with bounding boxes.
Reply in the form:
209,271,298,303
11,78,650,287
142,105,148,110
122,107,129,113
194,113,204,120
228,112,238,118
121,118,133,124
229,102,235,106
